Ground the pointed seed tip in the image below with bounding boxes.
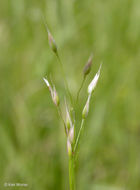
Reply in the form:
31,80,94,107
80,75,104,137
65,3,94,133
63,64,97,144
43,77,50,87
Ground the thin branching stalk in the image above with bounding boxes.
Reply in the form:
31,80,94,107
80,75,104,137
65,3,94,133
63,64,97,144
76,76,86,103
57,105,68,135
56,52,73,106
74,119,85,152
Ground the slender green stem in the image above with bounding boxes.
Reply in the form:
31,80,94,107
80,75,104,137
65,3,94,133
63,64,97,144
76,76,86,104
69,154,75,190
56,52,73,106
74,119,85,152
57,106,67,135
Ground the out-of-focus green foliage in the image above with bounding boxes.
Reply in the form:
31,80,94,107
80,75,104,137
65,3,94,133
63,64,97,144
0,0,140,189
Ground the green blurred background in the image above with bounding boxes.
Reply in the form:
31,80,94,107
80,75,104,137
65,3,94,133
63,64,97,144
0,0,140,189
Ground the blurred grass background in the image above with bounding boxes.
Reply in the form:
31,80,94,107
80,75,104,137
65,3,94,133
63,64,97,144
0,0,140,189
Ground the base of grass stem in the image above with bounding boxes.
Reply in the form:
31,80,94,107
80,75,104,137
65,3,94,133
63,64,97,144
69,154,75,190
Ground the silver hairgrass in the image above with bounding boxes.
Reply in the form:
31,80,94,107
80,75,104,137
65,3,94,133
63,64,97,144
42,22,102,190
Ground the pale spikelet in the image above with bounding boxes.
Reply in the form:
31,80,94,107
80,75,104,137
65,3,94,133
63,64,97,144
47,29,57,54
69,126,74,143
65,99,73,130
43,77,60,106
67,139,72,156
83,54,93,76
82,95,91,119
43,77,50,88
43,77,52,94
52,86,60,106
88,63,102,94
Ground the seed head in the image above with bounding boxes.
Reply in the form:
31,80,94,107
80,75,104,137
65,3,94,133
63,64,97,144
47,29,57,54
82,95,91,119
83,54,93,76
88,63,102,94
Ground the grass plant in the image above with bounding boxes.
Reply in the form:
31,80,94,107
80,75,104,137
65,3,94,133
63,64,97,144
43,25,102,190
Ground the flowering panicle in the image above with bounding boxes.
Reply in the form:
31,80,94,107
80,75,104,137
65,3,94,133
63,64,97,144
42,23,103,190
